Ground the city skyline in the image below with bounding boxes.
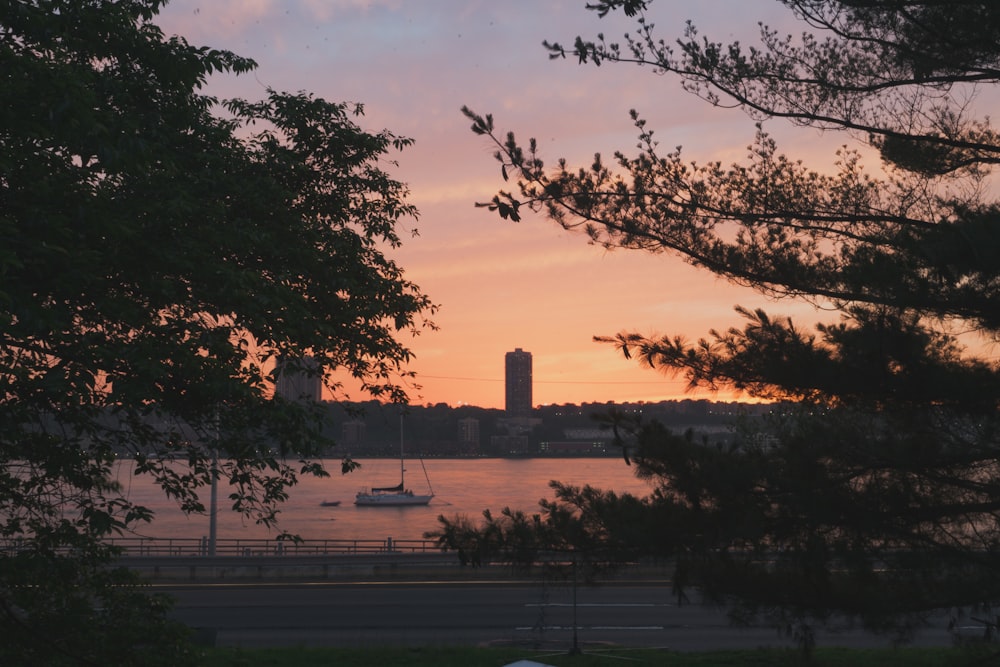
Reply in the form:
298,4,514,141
156,1,834,410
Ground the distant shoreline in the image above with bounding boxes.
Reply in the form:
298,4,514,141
342,453,625,460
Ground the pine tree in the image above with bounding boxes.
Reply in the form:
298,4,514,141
456,0,1000,642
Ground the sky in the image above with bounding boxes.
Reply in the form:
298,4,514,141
154,1,835,409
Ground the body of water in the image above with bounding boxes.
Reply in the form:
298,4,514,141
115,457,651,543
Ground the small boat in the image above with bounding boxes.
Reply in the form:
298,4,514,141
355,415,434,507
354,482,433,506
319,500,341,507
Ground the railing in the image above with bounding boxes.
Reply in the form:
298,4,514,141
104,536,440,557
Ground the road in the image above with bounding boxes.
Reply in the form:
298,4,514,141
161,578,963,650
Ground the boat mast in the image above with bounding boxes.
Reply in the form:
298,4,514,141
399,412,405,487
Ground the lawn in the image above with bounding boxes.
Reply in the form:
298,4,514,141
199,645,997,667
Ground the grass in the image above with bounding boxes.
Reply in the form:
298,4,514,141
198,645,1000,667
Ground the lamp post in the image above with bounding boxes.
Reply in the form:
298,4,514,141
208,448,218,556
569,552,581,655
208,410,219,557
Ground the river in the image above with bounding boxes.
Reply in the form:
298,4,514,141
114,457,651,543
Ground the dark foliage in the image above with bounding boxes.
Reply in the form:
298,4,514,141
445,0,1000,646
1,1,433,663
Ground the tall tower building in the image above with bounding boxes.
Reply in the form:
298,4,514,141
274,355,322,403
504,348,533,418
341,419,366,447
457,417,480,454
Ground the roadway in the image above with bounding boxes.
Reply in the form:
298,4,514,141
160,578,963,651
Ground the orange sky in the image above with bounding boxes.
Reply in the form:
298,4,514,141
156,1,846,409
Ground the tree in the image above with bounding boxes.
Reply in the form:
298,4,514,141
456,0,1000,645
1,1,433,664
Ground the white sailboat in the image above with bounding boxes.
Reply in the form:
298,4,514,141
355,416,434,506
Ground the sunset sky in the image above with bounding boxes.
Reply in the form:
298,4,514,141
156,1,840,409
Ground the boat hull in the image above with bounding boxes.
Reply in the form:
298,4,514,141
354,492,433,506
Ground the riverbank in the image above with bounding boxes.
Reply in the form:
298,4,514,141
121,551,671,584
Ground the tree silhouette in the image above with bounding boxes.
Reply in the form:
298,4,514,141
1,2,433,664
460,0,1000,644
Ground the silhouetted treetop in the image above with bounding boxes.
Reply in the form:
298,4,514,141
457,0,1000,644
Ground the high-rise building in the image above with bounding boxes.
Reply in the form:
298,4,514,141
341,419,366,447
504,348,533,418
274,355,322,403
457,417,480,444
457,417,480,454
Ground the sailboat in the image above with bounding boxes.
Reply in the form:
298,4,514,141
354,416,434,506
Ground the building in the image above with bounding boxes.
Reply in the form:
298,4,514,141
457,417,480,454
274,355,322,403
490,433,531,456
504,348,533,418
341,419,366,447
458,417,480,446
538,441,607,456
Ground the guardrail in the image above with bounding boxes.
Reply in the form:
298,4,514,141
104,536,439,557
